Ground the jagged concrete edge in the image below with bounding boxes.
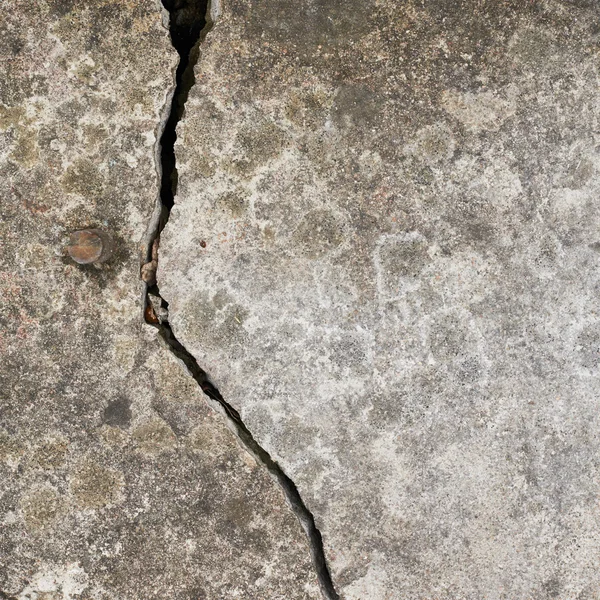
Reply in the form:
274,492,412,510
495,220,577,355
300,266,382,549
140,0,178,318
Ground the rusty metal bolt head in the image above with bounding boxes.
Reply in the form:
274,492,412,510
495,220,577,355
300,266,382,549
67,229,112,264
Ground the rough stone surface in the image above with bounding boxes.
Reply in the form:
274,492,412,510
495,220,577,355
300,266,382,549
161,0,600,598
0,1,320,598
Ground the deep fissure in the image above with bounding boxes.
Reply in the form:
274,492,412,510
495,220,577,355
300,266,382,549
143,2,340,598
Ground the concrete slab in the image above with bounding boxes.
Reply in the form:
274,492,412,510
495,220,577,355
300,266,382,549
160,0,600,597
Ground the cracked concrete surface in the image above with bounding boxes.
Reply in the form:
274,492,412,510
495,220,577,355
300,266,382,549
3,0,600,598
0,1,321,598
160,0,600,598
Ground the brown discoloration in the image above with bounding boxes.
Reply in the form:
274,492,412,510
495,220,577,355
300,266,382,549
29,437,69,470
20,486,62,531
144,302,159,324
140,237,159,285
69,460,124,509
0,431,26,466
132,418,177,456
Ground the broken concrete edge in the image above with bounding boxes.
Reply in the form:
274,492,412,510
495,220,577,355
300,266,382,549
140,1,341,598
142,0,214,312
140,1,177,301
145,0,219,248
209,0,222,25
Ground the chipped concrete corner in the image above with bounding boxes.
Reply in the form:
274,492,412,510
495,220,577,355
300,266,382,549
2,0,600,599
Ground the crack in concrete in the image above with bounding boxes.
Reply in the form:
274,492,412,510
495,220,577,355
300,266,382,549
142,1,340,598
156,320,340,600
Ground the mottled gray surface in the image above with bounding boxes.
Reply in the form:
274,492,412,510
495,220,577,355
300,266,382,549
0,1,320,598
161,0,600,598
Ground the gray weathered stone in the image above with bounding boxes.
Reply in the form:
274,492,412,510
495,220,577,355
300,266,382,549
0,1,320,598
161,0,600,597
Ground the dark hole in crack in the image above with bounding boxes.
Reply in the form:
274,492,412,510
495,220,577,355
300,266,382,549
159,0,209,214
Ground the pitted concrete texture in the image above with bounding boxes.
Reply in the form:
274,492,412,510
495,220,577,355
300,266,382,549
160,0,600,598
0,1,321,598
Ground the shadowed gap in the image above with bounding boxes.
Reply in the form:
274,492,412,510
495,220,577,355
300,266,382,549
160,0,209,212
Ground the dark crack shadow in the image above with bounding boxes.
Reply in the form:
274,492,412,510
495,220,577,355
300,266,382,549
142,1,341,598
